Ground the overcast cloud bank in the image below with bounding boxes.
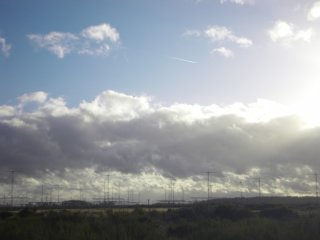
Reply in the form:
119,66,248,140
0,90,319,199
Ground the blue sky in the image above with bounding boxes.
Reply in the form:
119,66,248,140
1,0,319,107
2,0,320,202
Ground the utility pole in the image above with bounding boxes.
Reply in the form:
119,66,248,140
170,178,175,205
314,173,319,203
165,189,167,203
203,171,216,201
10,170,15,206
258,177,261,198
239,181,243,198
41,184,44,204
251,177,262,198
49,188,53,203
181,187,185,203
79,187,83,201
103,178,106,203
107,174,110,202
127,187,130,204
118,182,121,203
103,174,110,203
57,185,60,203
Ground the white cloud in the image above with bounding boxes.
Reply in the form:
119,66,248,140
183,29,201,37
184,26,252,57
294,28,314,42
0,105,16,117
28,23,120,58
268,21,314,45
19,91,48,104
233,37,253,47
81,23,119,43
0,36,11,57
205,26,232,41
79,90,152,122
212,47,234,58
268,21,294,42
220,0,254,5
307,1,320,21
28,32,78,58
204,26,253,47
78,44,111,56
184,26,252,48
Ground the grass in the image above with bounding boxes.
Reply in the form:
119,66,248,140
1,204,320,240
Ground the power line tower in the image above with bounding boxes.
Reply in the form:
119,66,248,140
181,187,185,203
252,177,261,198
117,181,121,204
103,173,110,203
202,171,216,201
314,173,319,203
170,178,175,204
56,185,60,203
41,184,44,204
47,184,61,203
103,177,106,203
258,177,261,198
107,174,110,202
239,181,244,198
10,170,15,206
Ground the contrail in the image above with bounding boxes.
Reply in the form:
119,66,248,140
166,56,197,64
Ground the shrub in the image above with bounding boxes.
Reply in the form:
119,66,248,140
214,205,253,221
0,211,13,220
260,206,298,220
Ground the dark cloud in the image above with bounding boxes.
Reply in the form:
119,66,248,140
0,90,320,197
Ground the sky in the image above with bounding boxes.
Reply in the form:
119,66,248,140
1,0,320,203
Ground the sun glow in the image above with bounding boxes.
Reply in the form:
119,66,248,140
291,86,320,128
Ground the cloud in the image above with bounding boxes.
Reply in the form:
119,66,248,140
0,106,15,117
0,36,11,57
28,23,120,58
211,47,234,58
184,25,252,57
183,29,201,38
27,32,78,59
185,26,253,48
18,91,48,104
0,90,319,184
308,1,320,21
81,23,119,43
220,0,254,5
205,26,253,48
268,21,314,45
2,90,320,200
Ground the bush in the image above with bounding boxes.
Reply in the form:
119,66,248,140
259,206,298,220
18,208,36,218
0,211,13,220
214,205,253,221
